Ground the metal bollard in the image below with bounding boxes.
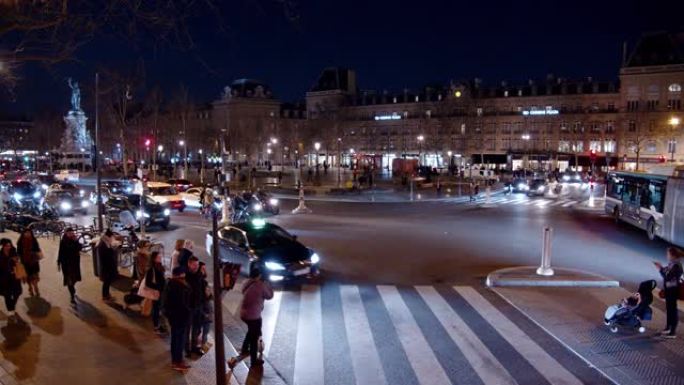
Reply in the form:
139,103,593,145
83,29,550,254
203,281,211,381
410,179,414,201
536,226,555,276
292,186,312,214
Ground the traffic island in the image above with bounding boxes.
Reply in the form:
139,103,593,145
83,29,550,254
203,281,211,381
486,266,620,288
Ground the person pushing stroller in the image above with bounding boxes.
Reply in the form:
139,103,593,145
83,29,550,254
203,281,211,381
604,280,656,334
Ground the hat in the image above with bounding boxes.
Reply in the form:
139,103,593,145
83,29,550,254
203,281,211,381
172,267,186,277
65,227,74,232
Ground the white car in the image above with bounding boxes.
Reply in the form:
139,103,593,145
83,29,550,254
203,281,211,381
180,187,204,208
54,169,79,182
146,181,186,212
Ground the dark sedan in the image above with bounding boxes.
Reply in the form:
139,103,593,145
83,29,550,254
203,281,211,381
527,178,548,196
105,194,171,230
206,219,320,282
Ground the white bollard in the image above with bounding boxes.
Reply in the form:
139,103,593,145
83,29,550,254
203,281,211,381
536,226,554,276
291,186,311,214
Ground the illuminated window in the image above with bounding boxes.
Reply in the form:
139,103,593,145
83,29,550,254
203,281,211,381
669,83,682,93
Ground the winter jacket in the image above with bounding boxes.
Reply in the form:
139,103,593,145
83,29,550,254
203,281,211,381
164,278,191,326
185,269,206,310
660,260,683,292
97,240,118,281
58,236,82,286
239,278,274,321
0,248,22,297
145,265,166,293
177,248,193,269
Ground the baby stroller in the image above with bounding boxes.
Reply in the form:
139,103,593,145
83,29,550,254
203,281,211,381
604,280,656,333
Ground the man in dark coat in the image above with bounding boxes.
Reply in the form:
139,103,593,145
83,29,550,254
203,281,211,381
164,266,192,371
97,229,118,302
58,228,82,305
185,257,207,357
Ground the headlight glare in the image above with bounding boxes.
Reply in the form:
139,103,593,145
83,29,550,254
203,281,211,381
163,208,171,216
33,191,41,199
265,261,285,271
60,201,72,210
310,253,320,264
269,198,279,206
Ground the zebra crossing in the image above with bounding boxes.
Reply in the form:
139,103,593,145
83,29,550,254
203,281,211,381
222,283,608,385
474,195,582,209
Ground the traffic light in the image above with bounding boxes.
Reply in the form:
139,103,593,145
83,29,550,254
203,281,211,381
659,155,666,163
589,149,597,163
144,138,151,147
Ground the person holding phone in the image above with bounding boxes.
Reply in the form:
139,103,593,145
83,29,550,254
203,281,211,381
655,247,683,339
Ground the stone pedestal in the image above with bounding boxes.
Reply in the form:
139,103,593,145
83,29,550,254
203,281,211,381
58,110,92,169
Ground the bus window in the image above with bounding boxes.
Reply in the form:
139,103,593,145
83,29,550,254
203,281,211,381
607,175,624,199
639,184,652,209
648,181,666,213
622,179,639,204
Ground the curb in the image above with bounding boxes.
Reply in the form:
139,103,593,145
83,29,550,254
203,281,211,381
486,266,620,288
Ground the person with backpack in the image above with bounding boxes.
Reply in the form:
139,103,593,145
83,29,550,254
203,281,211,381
238,266,273,367
655,247,683,339
164,266,192,371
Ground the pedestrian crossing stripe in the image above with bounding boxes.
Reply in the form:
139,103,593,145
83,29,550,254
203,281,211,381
222,284,589,385
475,197,581,208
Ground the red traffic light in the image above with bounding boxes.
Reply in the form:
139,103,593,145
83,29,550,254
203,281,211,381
144,139,151,147
659,155,666,163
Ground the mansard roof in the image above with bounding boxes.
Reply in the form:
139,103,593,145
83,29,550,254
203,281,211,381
625,31,684,67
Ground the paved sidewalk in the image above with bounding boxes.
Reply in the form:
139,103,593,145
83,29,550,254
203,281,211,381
0,231,198,385
494,286,684,385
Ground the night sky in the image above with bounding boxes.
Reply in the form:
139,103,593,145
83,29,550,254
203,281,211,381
2,0,683,116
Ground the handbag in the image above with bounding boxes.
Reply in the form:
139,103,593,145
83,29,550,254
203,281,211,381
141,298,153,317
137,274,160,301
13,259,28,282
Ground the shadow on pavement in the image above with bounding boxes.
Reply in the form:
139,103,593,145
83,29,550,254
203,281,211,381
24,296,65,336
73,299,142,353
0,316,41,380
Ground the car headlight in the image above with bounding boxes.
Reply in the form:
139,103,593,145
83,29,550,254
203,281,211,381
33,191,41,199
163,208,171,216
79,189,85,197
81,200,89,208
310,253,320,264
269,198,279,206
125,187,132,193
60,201,72,210
517,183,526,190
41,184,48,190
537,186,545,192
253,203,263,211
13,192,22,201
136,210,150,219
269,275,284,282
264,261,286,271
562,175,570,181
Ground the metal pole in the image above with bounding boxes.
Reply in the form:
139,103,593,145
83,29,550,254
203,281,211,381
140,180,146,238
536,226,554,276
337,141,341,187
212,212,227,385
95,72,103,233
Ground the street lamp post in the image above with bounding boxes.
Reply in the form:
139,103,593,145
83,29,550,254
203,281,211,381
199,149,205,184
314,142,321,166
337,138,342,187
521,134,531,178
179,140,187,179
669,117,680,163
417,135,424,166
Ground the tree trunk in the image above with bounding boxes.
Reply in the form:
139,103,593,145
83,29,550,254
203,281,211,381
635,150,640,171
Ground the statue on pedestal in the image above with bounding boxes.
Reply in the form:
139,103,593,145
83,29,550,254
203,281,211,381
67,78,82,112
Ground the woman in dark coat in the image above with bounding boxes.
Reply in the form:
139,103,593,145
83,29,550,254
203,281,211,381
0,238,23,320
655,247,683,338
145,251,166,333
57,228,82,305
98,229,118,302
17,228,42,297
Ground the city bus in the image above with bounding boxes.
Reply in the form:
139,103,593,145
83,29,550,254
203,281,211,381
605,166,684,246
